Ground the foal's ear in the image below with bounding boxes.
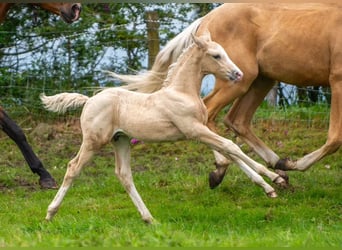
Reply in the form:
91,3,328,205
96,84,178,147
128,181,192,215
201,29,212,42
191,33,208,50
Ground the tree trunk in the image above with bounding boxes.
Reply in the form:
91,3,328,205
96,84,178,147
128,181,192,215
145,11,160,69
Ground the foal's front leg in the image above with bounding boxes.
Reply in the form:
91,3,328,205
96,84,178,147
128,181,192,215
113,134,154,224
185,123,284,197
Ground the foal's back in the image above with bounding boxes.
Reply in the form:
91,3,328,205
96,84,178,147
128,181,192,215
81,88,184,143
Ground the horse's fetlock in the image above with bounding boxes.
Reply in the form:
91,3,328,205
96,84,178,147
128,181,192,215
275,158,294,171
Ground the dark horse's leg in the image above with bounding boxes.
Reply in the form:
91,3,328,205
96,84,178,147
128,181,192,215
0,107,57,189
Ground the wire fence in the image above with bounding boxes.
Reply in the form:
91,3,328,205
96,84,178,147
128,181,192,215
0,74,332,130
0,25,332,128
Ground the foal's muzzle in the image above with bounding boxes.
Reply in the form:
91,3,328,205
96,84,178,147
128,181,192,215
228,70,243,82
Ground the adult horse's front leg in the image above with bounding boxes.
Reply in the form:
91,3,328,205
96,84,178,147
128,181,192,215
204,69,258,188
0,107,57,189
276,80,342,171
113,134,154,224
224,76,279,167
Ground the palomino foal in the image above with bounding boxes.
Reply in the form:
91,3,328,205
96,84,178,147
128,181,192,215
41,33,286,223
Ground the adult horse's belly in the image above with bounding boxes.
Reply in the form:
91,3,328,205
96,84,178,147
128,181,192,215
256,43,330,86
255,12,331,86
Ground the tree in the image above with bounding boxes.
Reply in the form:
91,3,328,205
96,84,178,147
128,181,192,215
0,3,219,112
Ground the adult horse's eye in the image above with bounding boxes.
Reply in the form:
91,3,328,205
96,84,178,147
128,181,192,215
213,54,221,60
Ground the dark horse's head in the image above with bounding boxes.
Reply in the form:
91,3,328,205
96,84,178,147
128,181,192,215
34,3,81,23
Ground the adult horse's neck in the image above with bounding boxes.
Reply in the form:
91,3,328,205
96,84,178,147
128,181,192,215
163,44,204,95
0,3,13,23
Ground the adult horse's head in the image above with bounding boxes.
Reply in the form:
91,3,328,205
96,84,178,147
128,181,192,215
34,3,81,23
192,31,243,83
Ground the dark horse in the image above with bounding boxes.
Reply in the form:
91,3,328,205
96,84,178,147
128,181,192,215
0,3,81,188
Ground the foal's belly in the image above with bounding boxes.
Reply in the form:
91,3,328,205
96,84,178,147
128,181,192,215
119,119,185,142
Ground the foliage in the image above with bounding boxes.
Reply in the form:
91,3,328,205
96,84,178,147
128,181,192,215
0,3,217,103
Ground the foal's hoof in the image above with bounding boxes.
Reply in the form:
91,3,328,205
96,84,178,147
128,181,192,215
142,217,155,225
267,191,277,198
209,171,224,189
275,169,290,185
209,163,227,189
272,175,288,189
39,177,58,189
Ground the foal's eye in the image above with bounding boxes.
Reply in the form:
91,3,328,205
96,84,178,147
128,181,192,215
212,54,221,60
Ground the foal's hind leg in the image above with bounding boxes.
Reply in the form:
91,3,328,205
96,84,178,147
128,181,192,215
0,107,57,189
46,143,94,221
113,134,154,224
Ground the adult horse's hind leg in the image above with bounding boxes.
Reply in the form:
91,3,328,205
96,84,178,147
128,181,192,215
276,79,342,171
0,107,57,189
46,143,94,221
113,134,154,224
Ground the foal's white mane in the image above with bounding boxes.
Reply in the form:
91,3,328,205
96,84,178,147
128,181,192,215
162,42,197,88
105,17,203,93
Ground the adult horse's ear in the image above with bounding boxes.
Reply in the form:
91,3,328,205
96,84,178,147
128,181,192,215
191,33,208,50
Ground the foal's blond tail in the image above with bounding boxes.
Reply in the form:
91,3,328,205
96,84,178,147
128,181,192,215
106,17,203,93
40,93,89,114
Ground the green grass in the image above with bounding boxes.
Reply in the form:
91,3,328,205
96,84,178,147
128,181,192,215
0,107,341,247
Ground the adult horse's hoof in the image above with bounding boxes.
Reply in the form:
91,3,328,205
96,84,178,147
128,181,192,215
39,177,58,189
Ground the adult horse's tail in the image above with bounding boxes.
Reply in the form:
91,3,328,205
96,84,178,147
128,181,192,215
40,93,89,114
107,17,203,93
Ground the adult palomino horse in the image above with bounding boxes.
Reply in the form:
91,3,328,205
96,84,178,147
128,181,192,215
40,33,286,223
0,3,81,188
110,3,342,188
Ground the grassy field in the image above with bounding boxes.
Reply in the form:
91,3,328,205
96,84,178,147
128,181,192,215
0,106,341,247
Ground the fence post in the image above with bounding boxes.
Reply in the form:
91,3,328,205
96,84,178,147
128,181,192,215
145,11,160,69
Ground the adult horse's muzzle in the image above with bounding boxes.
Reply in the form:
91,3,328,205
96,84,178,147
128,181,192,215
61,3,81,23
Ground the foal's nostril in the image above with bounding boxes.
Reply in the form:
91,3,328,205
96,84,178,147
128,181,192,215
234,70,243,81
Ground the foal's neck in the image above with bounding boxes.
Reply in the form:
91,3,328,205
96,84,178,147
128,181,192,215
165,45,204,96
